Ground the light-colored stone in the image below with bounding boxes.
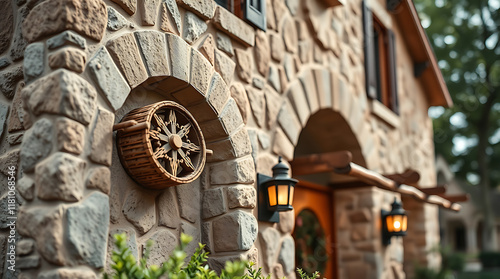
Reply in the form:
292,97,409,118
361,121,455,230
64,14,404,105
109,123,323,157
176,180,200,223
107,7,128,31
36,152,86,202
277,100,301,145
213,6,255,46
253,77,265,89
266,0,276,30
298,40,312,63
265,86,281,129
272,264,285,279
89,108,114,166
111,0,136,15
210,156,255,185
278,209,295,234
146,229,177,266
314,68,332,108
299,70,319,113
23,0,107,42
247,129,259,164
207,73,230,114
198,34,215,65
160,2,177,34
39,268,98,279
183,11,207,44
0,65,23,99
214,50,235,85
135,30,170,77
17,255,40,270
56,117,85,155
285,0,299,15
177,0,216,20
107,33,148,88
123,189,157,234
139,0,161,25
202,188,226,219
17,239,35,256
227,185,255,209
107,227,138,270
17,176,34,201
22,69,97,125
20,118,52,172
268,65,281,93
206,127,252,162
165,33,190,90
188,48,213,97
213,211,257,252
165,0,182,34
219,98,244,136
158,187,181,229
282,17,298,53
257,131,270,149
87,47,130,111
278,236,295,274
47,31,86,50
246,86,265,128
216,32,234,57
255,30,270,77
272,128,294,161
0,149,18,179
349,208,371,223
235,49,252,83
230,82,249,124
287,80,310,126
7,82,25,132
85,167,111,194
23,43,44,82
259,227,280,270
48,47,86,73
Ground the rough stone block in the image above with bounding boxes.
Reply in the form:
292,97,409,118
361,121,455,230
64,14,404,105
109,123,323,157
49,47,87,73
246,86,265,128
270,34,284,62
17,255,40,270
20,118,53,172
85,167,111,194
9,6,28,61
255,30,270,77
38,268,97,279
0,148,18,177
17,239,35,256
282,17,298,54
145,229,177,266
107,33,148,88
110,0,136,15
277,100,302,145
278,236,295,274
165,33,191,90
287,80,310,126
106,227,138,272
349,208,372,223
214,50,235,85
139,0,161,25
0,65,23,99
164,0,181,34
135,30,170,78
209,156,255,185
176,180,200,223
189,48,213,96
198,34,215,65
206,127,251,162
23,0,107,42
123,189,157,234
36,152,86,202
0,0,13,56
7,82,25,132
234,48,252,83
67,192,109,268
56,117,85,155
107,7,129,31
22,69,97,125
264,86,281,129
213,6,255,47
17,176,34,201
47,31,87,50
259,227,280,270
268,65,281,93
202,188,226,219
314,68,332,109
272,128,294,161
207,73,230,115
227,185,255,209
87,47,131,111
183,11,207,44
299,70,319,113
219,98,244,136
158,187,180,229
216,32,234,57
24,43,45,82
278,210,295,234
177,0,216,20
229,83,249,124
213,211,257,252
181,221,201,257
89,108,114,166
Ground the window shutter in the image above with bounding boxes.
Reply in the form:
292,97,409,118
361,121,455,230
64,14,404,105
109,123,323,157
245,0,266,31
387,30,399,114
362,1,377,100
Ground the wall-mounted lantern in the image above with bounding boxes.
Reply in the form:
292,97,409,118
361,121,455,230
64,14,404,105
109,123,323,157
382,198,407,245
258,157,298,223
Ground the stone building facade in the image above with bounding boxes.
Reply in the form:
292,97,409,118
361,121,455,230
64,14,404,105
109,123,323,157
0,0,452,278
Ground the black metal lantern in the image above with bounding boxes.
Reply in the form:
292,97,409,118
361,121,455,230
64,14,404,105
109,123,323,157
258,157,298,223
382,198,408,245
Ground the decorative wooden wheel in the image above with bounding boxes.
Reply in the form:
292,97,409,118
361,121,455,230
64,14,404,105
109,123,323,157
115,101,206,189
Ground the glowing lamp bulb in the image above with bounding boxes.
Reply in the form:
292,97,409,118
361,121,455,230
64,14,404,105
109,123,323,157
394,220,401,229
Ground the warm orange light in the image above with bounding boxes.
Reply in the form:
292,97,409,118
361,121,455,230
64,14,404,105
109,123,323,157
277,185,289,205
386,214,407,233
268,185,277,206
289,186,294,205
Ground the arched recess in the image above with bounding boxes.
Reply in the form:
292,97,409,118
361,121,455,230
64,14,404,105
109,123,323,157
86,31,257,264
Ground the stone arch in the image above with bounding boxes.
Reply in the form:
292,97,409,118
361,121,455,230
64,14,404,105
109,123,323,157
270,66,376,168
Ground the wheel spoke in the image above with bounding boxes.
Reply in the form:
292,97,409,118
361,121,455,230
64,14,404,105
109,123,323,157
182,142,201,152
154,147,168,159
170,150,179,175
153,113,172,137
169,110,177,134
178,149,195,171
178,123,191,138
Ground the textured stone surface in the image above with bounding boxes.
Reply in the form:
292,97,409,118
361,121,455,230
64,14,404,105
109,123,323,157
146,229,177,266
158,187,180,229
207,127,252,162
89,108,114,166
278,210,295,234
38,268,98,279
254,30,270,77
47,31,86,50
139,0,161,25
135,31,170,77
0,101,8,137
0,65,23,99
265,87,281,128
107,33,148,88
188,48,213,97
213,6,255,47
67,192,109,268
257,130,270,149
214,50,235,85
181,222,200,257
17,176,34,201
216,32,234,57
198,34,215,65
24,43,45,82
213,211,257,252
23,0,107,42
272,128,294,161
107,7,128,31
0,149,19,178
0,0,13,55
160,2,177,34
282,17,298,53
7,133,24,145
9,7,28,61
166,33,190,88
176,180,200,223
287,80,310,126
183,12,207,44
110,0,136,15
253,77,265,89
227,185,256,209
210,156,255,185
207,73,230,114
123,189,157,234
235,49,252,83
278,100,302,145
165,0,182,34
85,167,111,194
17,239,35,256
278,236,295,274
314,68,332,108
36,152,86,202
229,83,249,124
22,69,97,125
268,65,281,93
0,57,10,69
20,118,53,172
246,87,265,128
17,255,40,269
49,47,87,73
270,34,284,62
107,228,138,267
87,47,130,111
202,188,226,219
56,117,85,154
285,0,299,15
177,0,216,20
220,98,245,136
260,227,280,270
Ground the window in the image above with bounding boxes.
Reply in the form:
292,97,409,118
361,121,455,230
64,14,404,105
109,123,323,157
215,0,266,31
362,1,399,114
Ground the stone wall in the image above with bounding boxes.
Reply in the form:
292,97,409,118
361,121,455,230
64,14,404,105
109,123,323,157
0,0,442,278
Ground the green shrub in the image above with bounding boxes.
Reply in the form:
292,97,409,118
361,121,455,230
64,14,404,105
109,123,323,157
479,252,500,269
104,233,320,279
414,246,465,279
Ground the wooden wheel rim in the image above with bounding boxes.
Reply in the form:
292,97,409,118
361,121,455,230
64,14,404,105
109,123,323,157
117,101,206,189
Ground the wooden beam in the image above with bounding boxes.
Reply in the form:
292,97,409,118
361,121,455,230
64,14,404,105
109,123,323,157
437,194,469,203
418,186,446,195
384,169,421,185
290,151,352,176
